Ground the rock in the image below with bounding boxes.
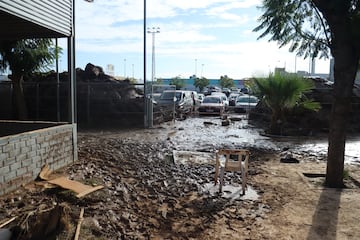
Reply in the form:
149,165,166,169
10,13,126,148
280,154,300,163
221,119,230,126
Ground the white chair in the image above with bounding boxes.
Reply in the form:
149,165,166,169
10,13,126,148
214,149,250,195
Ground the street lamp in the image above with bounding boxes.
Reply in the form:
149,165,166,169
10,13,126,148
124,58,127,78
195,59,197,76
147,27,160,83
132,64,134,79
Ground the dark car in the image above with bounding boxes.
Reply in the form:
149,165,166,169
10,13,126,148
203,85,221,96
222,88,231,97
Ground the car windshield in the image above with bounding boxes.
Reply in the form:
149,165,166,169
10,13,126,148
203,97,221,103
237,96,258,103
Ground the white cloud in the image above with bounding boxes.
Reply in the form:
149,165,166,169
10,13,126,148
71,0,330,79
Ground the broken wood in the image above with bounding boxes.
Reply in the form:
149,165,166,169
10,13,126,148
0,217,16,228
74,208,84,240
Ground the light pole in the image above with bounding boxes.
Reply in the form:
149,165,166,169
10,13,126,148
147,27,160,84
124,58,127,78
195,59,197,76
132,64,134,79
147,27,160,128
201,64,204,77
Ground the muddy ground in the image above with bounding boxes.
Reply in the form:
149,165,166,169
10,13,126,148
1,116,360,239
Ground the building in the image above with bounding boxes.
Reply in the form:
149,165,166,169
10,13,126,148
0,0,78,196
158,77,247,92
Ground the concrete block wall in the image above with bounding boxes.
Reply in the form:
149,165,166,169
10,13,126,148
0,124,76,196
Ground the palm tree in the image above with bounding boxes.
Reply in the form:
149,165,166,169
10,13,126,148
0,39,56,119
253,73,320,135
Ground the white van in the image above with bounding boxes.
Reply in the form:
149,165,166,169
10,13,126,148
158,90,194,113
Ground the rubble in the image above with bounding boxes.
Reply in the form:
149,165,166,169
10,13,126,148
0,127,270,239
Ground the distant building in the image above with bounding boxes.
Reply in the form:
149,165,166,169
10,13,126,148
106,64,115,76
276,63,330,80
158,77,246,92
329,58,360,83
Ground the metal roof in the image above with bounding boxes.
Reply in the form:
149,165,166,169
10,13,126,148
0,0,73,40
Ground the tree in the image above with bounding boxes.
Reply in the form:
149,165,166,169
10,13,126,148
254,0,360,187
155,78,163,85
194,77,209,92
219,75,234,89
0,39,57,119
253,73,320,135
170,76,185,90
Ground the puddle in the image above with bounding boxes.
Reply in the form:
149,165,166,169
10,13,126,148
173,150,214,165
113,116,360,165
202,183,259,201
168,116,278,152
165,116,360,165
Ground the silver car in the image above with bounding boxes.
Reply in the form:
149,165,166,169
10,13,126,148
198,96,225,115
234,95,259,113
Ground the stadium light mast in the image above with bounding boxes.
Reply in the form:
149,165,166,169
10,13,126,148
147,27,160,84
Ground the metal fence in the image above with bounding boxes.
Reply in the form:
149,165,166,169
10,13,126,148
0,81,145,128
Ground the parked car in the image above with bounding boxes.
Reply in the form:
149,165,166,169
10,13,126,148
197,93,205,103
222,88,231,97
158,90,194,113
240,87,251,94
203,85,221,96
198,96,225,115
234,95,259,113
211,92,229,110
228,93,239,106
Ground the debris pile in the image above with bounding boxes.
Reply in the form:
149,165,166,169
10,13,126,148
0,132,271,239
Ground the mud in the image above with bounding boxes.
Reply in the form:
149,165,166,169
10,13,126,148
1,115,360,239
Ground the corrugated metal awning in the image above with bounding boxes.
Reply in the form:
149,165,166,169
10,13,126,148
0,0,72,40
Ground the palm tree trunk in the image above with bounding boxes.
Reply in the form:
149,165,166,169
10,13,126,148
11,74,28,120
269,109,281,135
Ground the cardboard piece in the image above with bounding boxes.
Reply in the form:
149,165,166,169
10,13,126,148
47,176,104,198
38,164,53,180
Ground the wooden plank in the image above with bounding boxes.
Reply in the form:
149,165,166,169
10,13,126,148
0,217,16,228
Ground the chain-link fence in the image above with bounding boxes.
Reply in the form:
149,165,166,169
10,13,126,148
151,84,177,125
0,81,145,129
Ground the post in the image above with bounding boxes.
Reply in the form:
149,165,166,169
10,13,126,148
143,0,147,128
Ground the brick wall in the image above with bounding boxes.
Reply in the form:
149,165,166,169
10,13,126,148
0,123,77,196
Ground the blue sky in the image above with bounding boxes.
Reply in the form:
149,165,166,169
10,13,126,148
58,0,331,81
